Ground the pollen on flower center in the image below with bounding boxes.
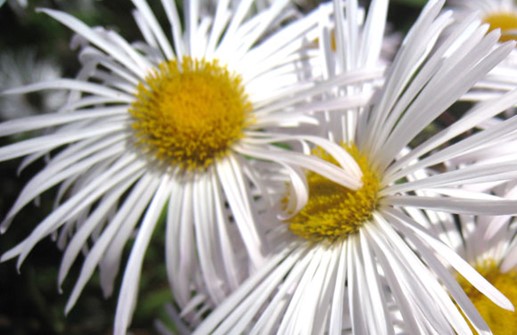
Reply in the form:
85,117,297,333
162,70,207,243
287,144,380,243
483,12,517,42
459,260,517,333
129,56,253,171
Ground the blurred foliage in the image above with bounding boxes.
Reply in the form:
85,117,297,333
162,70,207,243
0,0,425,334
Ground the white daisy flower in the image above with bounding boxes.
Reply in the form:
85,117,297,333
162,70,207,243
0,49,66,119
193,0,517,333
449,0,517,43
0,1,381,333
436,177,517,332
448,0,517,101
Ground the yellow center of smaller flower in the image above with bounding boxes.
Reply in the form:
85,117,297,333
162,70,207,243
287,144,380,243
129,56,253,171
459,260,517,334
483,12,517,42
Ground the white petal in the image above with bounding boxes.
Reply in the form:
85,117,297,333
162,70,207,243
114,173,172,335
131,0,174,59
0,123,124,163
39,9,147,78
383,195,517,216
385,208,514,312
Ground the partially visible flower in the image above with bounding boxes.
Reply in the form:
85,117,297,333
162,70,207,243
0,1,381,334
0,49,65,119
449,0,517,42
448,0,517,101
193,0,517,333
436,174,517,332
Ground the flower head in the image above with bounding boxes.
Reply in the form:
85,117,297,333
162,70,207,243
436,167,517,332
193,0,517,333
0,1,378,333
450,0,517,42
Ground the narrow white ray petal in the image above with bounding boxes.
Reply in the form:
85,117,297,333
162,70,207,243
364,224,426,334
104,30,153,73
192,172,227,303
372,10,477,136
243,134,362,179
280,247,325,334
204,0,230,59
216,155,265,267
180,294,206,320
240,4,331,76
234,0,289,57
276,163,308,220
385,116,517,184
369,215,463,333
2,141,125,229
384,163,517,195
262,245,318,335
329,240,347,335
333,0,351,73
0,107,126,137
347,235,367,334
79,47,142,86
211,171,240,290
235,144,361,190
162,303,192,335
378,38,514,170
48,132,126,167
3,157,145,269
160,0,184,58
97,173,162,298
501,245,517,272
385,210,492,334
58,175,137,288
311,247,340,335
3,79,134,102
38,9,147,78
217,0,254,53
131,0,174,59
166,178,194,307
132,10,158,49
385,208,514,312
363,0,447,153
114,174,172,335
93,72,137,96
408,188,511,210
262,95,374,121
248,251,306,335
360,0,389,67
0,123,124,163
185,0,200,56
253,69,381,117
387,88,517,178
359,229,392,335
193,243,301,335
383,195,517,216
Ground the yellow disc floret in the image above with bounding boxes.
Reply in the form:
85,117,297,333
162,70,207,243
483,12,517,42
129,56,253,171
459,260,517,334
287,144,380,243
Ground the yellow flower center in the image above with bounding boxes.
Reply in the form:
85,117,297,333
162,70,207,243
287,144,380,243
129,56,253,171
483,12,517,42
459,260,517,334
